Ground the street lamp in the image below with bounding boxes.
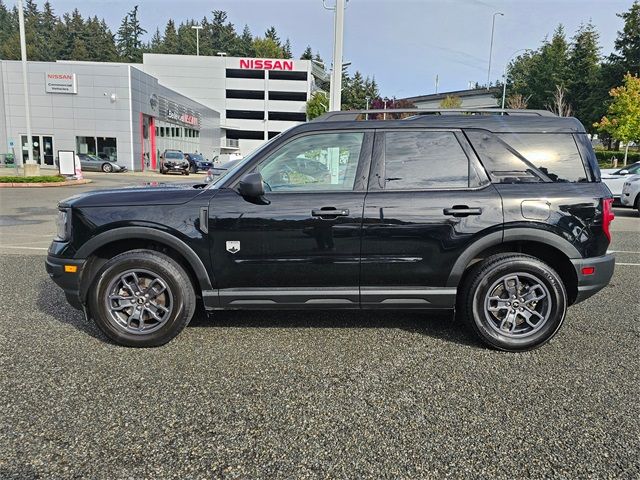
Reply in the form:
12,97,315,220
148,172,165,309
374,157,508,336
501,48,528,110
191,25,203,56
323,0,349,111
17,0,38,175
487,12,504,89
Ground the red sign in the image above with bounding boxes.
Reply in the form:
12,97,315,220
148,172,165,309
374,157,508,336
239,59,294,71
180,113,199,126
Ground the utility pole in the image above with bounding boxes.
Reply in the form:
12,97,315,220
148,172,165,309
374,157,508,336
487,12,504,89
324,0,347,111
18,0,38,175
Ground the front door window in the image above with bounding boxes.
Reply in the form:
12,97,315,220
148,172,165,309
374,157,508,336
255,132,365,191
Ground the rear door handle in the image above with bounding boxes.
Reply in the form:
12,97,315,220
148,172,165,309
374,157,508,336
198,207,208,234
312,208,350,217
443,205,483,217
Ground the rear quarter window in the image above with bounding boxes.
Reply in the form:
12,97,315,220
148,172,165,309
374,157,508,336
466,130,589,183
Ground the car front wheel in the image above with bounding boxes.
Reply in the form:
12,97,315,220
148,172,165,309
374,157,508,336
458,253,567,351
102,163,113,173
88,249,196,347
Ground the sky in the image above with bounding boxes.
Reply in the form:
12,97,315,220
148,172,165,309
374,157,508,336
40,0,633,98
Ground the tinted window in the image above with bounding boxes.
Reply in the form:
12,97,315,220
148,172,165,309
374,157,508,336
226,89,265,100
269,111,307,122
383,131,469,189
227,110,265,120
164,152,183,159
498,133,587,182
256,132,364,191
226,69,264,79
269,71,307,81
269,91,308,101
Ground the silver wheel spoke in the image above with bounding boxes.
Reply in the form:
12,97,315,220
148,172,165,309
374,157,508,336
108,295,135,311
144,278,167,299
121,272,142,295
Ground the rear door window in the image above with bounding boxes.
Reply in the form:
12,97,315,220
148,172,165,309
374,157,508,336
382,131,470,189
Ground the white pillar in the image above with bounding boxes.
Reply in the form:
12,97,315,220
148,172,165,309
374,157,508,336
18,0,36,172
329,0,346,111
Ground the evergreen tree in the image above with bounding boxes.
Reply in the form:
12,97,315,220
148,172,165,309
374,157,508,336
265,26,280,46
611,0,640,75
567,22,602,131
236,25,254,56
177,20,197,55
300,45,313,60
252,37,283,58
162,19,179,54
282,38,292,59
150,27,163,53
67,9,89,61
117,5,146,62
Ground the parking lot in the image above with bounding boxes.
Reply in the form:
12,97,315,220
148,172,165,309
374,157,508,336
0,172,639,479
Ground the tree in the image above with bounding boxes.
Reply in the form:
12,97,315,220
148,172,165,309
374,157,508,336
368,97,415,119
547,85,573,116
264,26,280,46
506,94,530,109
439,95,462,108
610,1,640,76
162,19,179,54
300,45,313,60
252,37,283,58
567,22,602,130
236,25,254,56
282,38,292,59
306,91,329,120
595,74,640,165
116,5,146,62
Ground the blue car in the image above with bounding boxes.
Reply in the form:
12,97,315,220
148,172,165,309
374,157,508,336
184,153,212,173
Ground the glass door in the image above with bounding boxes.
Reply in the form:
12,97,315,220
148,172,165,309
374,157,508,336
42,136,54,166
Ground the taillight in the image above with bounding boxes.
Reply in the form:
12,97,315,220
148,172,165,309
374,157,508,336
602,198,614,242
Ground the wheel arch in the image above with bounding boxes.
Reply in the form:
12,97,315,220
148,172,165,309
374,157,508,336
76,227,213,302
448,228,580,305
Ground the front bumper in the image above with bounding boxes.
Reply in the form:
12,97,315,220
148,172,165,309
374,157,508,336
45,255,85,310
571,253,615,304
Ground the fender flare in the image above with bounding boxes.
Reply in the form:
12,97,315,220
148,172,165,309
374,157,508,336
446,227,581,287
75,226,213,291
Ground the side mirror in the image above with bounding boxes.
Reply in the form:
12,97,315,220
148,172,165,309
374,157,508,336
238,172,270,205
619,170,629,175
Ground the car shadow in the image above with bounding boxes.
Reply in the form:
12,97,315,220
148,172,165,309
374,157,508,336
613,207,639,218
38,278,480,349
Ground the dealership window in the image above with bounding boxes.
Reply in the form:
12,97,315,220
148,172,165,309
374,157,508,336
226,89,265,100
227,110,265,120
269,91,307,101
97,137,117,161
268,131,281,139
155,127,158,136
269,71,307,81
269,111,307,122
76,136,97,155
226,68,264,79
226,129,265,140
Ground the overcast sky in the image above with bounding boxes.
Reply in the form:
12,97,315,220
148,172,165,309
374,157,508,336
42,0,632,97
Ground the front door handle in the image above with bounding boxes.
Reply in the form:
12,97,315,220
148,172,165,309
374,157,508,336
443,205,483,217
312,208,350,218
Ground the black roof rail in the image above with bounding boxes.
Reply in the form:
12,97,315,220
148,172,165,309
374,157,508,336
312,108,557,122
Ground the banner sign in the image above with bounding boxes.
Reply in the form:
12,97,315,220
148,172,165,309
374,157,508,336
45,73,77,94
58,150,76,176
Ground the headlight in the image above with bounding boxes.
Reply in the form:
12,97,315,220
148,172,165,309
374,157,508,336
55,209,70,241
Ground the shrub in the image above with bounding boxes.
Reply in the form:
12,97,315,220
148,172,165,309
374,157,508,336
0,175,66,183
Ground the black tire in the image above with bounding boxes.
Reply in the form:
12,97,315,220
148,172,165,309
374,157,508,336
457,253,567,352
635,195,640,216
190,164,197,174
88,249,196,347
101,163,112,173
183,170,189,176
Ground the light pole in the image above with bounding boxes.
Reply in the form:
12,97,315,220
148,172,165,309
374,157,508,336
18,0,37,175
191,25,203,56
501,48,528,110
323,0,348,111
487,12,504,89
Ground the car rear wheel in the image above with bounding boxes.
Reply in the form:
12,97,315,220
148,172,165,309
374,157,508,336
458,253,567,351
102,163,112,173
190,164,197,174
88,249,196,347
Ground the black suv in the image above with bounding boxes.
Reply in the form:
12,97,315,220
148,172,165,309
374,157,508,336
46,109,615,351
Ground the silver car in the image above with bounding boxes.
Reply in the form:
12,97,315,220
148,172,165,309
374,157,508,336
78,154,126,173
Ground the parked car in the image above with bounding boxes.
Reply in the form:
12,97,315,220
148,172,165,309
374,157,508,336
76,154,126,173
159,149,189,175
621,174,640,214
205,158,243,183
601,161,640,202
46,108,615,351
184,153,212,174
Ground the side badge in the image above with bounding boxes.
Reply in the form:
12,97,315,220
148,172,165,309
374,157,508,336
226,240,240,254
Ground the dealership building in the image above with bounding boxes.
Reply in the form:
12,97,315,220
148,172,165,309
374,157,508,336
0,54,325,171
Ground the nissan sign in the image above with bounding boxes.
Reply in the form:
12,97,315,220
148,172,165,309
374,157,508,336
239,59,294,71
45,73,77,94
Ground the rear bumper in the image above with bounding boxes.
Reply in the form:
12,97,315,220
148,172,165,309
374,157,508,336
45,255,85,310
571,253,615,304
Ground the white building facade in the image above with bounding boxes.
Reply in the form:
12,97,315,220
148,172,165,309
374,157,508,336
141,54,327,158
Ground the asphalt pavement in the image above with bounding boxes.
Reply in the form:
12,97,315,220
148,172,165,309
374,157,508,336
0,171,639,479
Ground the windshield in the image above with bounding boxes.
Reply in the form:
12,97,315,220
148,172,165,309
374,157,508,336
165,152,183,159
189,154,204,161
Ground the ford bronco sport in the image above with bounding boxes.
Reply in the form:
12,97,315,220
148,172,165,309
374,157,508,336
46,109,615,351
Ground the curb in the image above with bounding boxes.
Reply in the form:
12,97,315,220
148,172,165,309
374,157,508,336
0,179,93,188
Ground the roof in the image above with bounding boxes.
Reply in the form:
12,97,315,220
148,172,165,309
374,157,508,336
402,87,502,104
305,110,586,134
